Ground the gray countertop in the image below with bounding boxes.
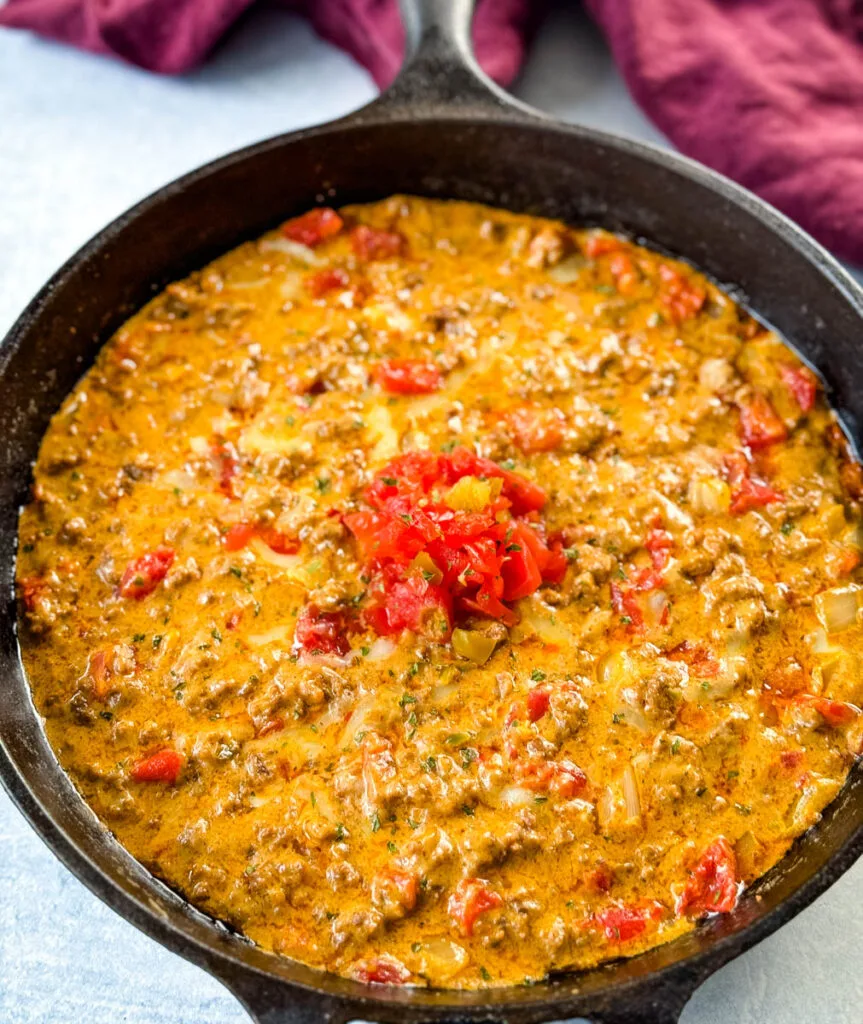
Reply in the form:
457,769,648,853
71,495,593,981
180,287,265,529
1,4,861,1021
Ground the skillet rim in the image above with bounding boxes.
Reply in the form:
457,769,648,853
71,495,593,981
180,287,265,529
3,100,863,1023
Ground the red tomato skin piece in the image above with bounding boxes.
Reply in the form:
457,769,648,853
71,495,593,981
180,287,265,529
526,687,551,722
351,224,406,260
223,523,255,552
448,878,503,937
799,695,860,727
373,359,442,395
779,363,817,412
738,393,788,449
729,477,784,515
595,902,662,942
131,749,183,784
117,547,175,600
506,407,564,454
676,837,739,917
294,604,350,657
350,956,411,986
305,267,350,297
281,207,343,247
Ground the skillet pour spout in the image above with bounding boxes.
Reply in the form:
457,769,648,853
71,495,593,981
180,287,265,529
2,0,863,1022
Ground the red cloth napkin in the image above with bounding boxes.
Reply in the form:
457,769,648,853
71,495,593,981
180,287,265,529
2,0,862,265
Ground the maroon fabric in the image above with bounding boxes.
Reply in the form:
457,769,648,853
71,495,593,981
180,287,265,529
1,1,862,263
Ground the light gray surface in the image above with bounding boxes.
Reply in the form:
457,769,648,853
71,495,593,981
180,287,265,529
1,4,861,1022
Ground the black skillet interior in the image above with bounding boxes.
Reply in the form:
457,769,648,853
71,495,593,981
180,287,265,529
2,2,863,1023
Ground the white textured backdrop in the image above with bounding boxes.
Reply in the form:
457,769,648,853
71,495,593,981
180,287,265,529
1,4,861,1021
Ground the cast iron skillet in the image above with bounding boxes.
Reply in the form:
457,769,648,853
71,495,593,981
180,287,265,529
3,1,863,1021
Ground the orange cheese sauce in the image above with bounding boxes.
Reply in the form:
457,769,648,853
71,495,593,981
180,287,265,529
16,197,863,988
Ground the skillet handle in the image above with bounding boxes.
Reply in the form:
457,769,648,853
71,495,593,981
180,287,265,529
349,0,543,122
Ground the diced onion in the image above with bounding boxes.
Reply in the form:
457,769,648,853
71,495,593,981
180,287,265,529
815,584,862,633
239,424,308,456
247,624,292,647
364,637,397,661
688,477,731,515
366,405,400,462
489,785,536,809
420,939,468,982
622,765,641,821
340,694,377,746
547,254,585,284
259,237,323,265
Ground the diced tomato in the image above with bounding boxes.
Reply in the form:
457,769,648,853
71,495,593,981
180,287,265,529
363,568,453,639
19,575,46,613
372,867,419,912
738,393,788,450
664,641,720,677
515,758,587,798
212,441,239,498
294,604,350,658
595,902,663,942
257,528,300,555
526,687,551,723
723,452,783,515
797,695,860,727
609,251,638,294
729,476,784,515
117,547,175,600
505,406,565,454
131,749,183,784
583,233,624,258
305,267,350,297
373,358,441,395
257,718,284,738
351,224,406,261
225,608,243,631
448,878,503,937
222,523,299,555
282,207,343,247
223,522,256,552
350,955,411,986
610,581,644,629
658,263,706,322
645,528,673,571
836,548,861,576
676,837,739,917
501,534,542,602
779,363,818,413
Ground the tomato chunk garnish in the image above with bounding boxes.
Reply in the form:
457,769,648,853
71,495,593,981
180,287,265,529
779,363,818,413
658,263,706,322
372,867,419,912
676,837,739,917
350,955,411,985
131,749,183,784
595,901,663,942
724,451,783,515
796,695,860,727
118,547,175,600
343,447,559,638
305,267,350,297
505,406,565,454
738,393,788,450
294,604,350,658
351,224,406,260
281,207,343,247
448,878,503,936
373,359,442,395
526,686,551,722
